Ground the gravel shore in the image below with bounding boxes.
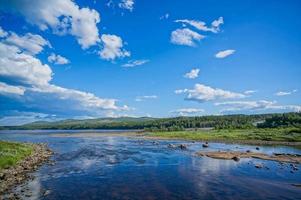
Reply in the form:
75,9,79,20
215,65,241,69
0,143,53,199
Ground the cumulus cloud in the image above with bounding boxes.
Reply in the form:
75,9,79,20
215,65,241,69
175,17,224,33
48,53,70,65
275,89,297,96
215,49,235,58
171,28,204,46
175,84,246,102
215,100,301,113
1,0,101,49
118,0,134,11
29,84,128,111
0,42,52,86
171,108,204,116
0,82,25,96
184,68,200,79
5,32,51,55
135,95,158,102
122,59,149,67
0,29,129,119
99,34,130,60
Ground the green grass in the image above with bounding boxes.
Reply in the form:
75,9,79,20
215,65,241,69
0,141,33,170
144,128,301,142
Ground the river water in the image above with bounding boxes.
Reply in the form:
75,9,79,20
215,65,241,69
0,130,300,200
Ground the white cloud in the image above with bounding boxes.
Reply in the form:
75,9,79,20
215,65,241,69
275,89,297,96
99,34,130,60
215,49,235,58
119,0,134,11
160,13,169,20
171,28,204,46
29,84,127,111
174,89,188,94
171,108,204,116
211,17,224,32
184,68,200,79
2,0,100,49
0,26,8,37
5,32,51,55
0,111,57,126
48,53,70,65
175,84,246,102
215,100,301,113
135,95,158,102
0,82,25,96
175,17,224,33
0,36,128,116
244,90,257,95
0,42,52,86
122,59,149,67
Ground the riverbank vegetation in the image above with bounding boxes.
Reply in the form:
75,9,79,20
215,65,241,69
143,127,301,143
0,142,53,196
1,112,301,143
0,141,33,170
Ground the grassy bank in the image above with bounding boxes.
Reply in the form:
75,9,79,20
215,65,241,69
0,141,33,170
143,128,301,143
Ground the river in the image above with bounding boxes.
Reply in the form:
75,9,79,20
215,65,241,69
0,130,300,200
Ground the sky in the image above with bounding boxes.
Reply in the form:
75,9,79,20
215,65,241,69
0,0,300,125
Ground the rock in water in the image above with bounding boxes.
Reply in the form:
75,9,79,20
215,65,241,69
232,156,240,162
202,143,209,148
255,164,263,169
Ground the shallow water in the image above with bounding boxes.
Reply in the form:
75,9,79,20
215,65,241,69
1,130,301,200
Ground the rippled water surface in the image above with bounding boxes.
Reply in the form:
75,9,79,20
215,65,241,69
1,130,301,200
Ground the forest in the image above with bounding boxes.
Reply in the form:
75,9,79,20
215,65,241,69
2,112,301,131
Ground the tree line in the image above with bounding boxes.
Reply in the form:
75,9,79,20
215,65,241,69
2,112,300,131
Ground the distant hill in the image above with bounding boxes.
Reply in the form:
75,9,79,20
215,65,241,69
2,117,157,130
1,113,300,131
27,116,156,126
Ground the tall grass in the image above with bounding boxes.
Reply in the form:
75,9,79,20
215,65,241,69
0,141,33,170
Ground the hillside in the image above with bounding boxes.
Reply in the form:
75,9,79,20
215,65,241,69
1,112,300,131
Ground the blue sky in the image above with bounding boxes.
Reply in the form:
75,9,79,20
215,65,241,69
0,0,300,125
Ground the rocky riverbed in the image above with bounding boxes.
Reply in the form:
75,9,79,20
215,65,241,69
0,143,53,199
197,151,301,164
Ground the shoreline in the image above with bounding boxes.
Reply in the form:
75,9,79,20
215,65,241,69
48,131,301,146
0,143,53,198
135,134,301,146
